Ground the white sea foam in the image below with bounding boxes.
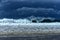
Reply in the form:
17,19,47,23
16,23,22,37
0,18,31,23
0,23,60,36
0,17,57,23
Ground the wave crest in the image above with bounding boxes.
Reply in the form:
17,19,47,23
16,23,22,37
0,16,59,23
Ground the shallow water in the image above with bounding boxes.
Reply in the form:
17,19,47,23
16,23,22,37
0,34,60,40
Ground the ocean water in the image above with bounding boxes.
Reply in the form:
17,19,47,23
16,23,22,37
0,23,59,40
0,34,60,40
0,0,60,40
0,0,60,19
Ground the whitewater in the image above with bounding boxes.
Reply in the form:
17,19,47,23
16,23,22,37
0,23,59,37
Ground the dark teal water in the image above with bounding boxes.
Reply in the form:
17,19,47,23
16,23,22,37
0,0,60,19
0,35,60,40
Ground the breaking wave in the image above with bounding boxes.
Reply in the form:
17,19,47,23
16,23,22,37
0,16,58,23
0,18,31,23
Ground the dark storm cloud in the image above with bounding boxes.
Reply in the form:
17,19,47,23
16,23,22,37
0,0,60,19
